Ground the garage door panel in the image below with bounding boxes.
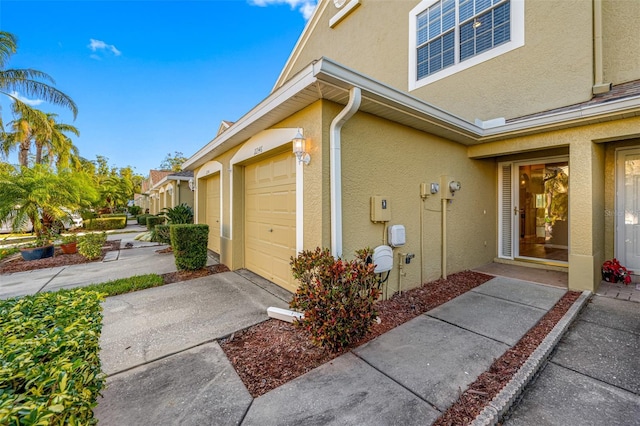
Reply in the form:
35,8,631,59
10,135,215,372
205,174,221,253
245,151,296,292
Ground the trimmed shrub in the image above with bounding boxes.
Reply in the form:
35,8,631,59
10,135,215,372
290,247,380,352
84,217,126,230
136,214,152,225
146,216,164,231
78,232,107,260
170,224,209,270
99,213,127,219
152,224,172,244
0,289,105,425
128,205,142,216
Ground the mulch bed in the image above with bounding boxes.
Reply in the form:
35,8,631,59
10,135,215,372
0,240,121,274
222,271,582,425
162,264,230,284
433,290,581,425
221,271,494,398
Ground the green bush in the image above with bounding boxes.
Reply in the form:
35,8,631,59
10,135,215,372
290,247,380,352
0,289,105,425
152,224,172,244
79,210,97,221
128,205,142,216
162,203,193,224
146,216,165,230
136,214,152,225
84,217,126,230
78,232,107,260
98,213,127,219
170,224,209,270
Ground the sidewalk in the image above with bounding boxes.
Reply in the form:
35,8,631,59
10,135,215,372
0,228,216,299
95,276,582,425
505,295,640,425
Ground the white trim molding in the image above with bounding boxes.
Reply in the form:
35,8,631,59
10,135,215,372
230,128,304,253
195,160,223,236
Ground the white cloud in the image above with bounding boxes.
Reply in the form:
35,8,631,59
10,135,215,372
249,0,317,20
9,91,44,106
88,39,121,58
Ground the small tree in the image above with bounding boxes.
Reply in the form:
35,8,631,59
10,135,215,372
0,164,98,243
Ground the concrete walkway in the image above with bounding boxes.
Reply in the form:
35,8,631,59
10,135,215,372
95,276,580,425
505,295,640,425
0,229,216,299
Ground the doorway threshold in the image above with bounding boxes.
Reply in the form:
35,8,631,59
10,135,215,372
473,261,568,289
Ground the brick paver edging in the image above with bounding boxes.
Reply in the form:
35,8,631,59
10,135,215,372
471,290,592,426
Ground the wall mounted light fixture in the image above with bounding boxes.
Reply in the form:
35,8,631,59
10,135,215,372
292,128,311,165
188,178,195,191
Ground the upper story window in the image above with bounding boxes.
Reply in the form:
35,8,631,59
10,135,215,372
409,0,525,90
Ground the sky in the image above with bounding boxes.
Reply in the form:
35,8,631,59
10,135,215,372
0,0,316,176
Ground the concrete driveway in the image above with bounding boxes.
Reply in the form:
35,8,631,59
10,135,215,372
94,271,291,425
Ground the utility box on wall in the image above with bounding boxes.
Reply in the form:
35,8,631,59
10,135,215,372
370,196,391,222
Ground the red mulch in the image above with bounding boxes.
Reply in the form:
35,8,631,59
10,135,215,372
0,240,121,274
162,264,230,284
433,290,580,425
221,271,494,398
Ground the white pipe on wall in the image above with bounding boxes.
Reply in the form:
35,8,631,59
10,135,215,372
330,87,362,258
592,0,611,94
442,198,447,279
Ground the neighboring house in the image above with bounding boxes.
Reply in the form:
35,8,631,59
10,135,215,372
145,170,172,215
133,179,151,213
148,170,195,215
183,0,640,294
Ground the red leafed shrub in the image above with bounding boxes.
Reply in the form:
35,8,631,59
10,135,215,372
290,247,381,352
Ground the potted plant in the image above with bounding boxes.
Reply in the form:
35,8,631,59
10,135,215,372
60,234,78,254
601,258,633,285
20,231,55,261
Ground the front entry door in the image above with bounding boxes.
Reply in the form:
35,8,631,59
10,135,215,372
616,148,640,272
499,157,569,263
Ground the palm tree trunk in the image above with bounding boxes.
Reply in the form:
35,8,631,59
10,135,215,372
19,140,29,166
35,142,43,164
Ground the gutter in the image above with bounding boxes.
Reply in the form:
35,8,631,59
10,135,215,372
182,58,640,171
330,87,361,258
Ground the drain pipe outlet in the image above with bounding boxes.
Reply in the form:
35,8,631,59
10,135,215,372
330,87,362,258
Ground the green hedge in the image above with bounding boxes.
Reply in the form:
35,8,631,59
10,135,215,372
146,216,164,231
0,290,105,425
84,217,127,230
136,214,152,225
170,224,209,270
99,213,127,219
153,224,172,244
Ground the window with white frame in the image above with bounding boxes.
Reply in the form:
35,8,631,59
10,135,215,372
409,0,524,90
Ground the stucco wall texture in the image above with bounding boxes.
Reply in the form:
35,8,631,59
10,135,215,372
603,0,640,85
279,0,607,122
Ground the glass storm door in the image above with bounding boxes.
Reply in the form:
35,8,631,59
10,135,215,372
499,159,569,262
616,149,640,272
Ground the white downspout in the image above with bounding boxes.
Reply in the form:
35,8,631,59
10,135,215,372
330,87,362,258
592,0,611,94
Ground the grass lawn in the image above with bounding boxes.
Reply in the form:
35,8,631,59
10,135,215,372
81,274,164,297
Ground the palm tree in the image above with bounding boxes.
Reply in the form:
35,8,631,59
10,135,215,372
0,164,98,239
33,113,80,166
0,31,77,129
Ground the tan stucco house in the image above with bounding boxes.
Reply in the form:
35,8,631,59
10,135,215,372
147,170,194,215
183,0,640,294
